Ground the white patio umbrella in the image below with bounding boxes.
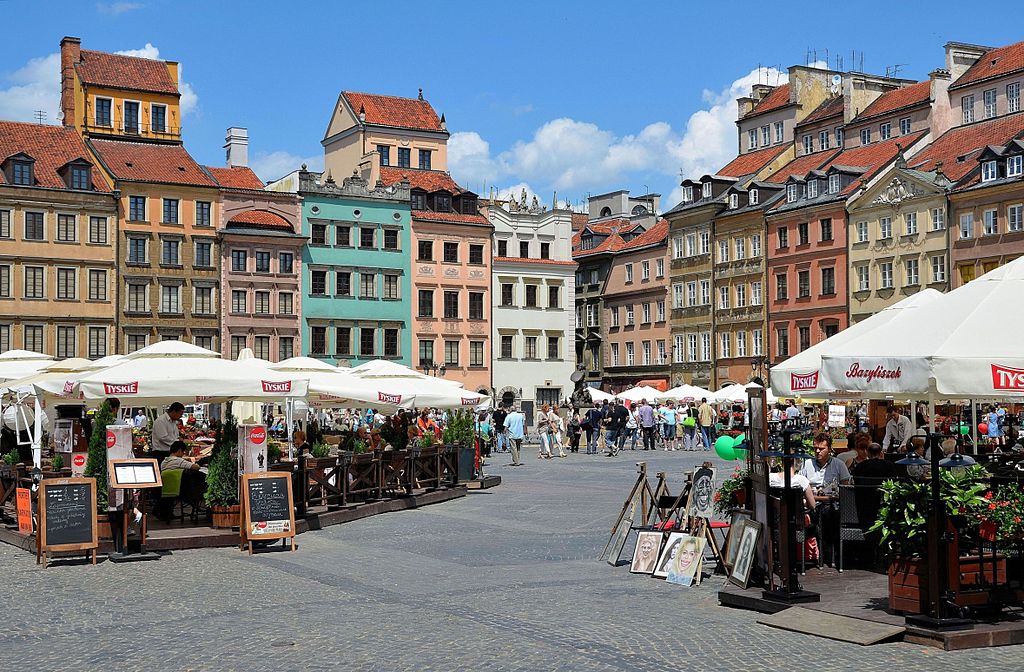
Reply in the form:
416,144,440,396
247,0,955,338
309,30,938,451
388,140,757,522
232,348,272,424
268,359,418,412
710,382,777,405
0,349,54,383
344,359,484,409
586,387,616,403
656,384,713,403
771,289,943,397
349,359,464,386
614,385,663,403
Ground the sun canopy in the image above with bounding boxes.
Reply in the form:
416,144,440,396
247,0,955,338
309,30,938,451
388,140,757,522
586,387,616,403
0,350,55,383
656,384,713,403
709,382,777,405
614,385,663,403
348,359,464,386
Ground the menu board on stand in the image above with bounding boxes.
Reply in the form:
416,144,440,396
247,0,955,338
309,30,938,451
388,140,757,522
37,477,98,568
240,471,295,555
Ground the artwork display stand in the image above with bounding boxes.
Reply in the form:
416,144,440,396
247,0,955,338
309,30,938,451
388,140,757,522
601,462,657,565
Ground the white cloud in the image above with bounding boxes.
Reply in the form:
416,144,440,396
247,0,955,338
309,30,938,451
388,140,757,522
114,43,160,59
114,44,198,117
250,150,323,183
97,2,144,15
449,65,790,210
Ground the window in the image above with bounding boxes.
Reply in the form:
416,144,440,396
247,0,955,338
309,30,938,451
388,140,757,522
776,327,789,357
717,241,729,263
397,147,411,168
255,251,271,273
162,198,179,224
982,160,998,182
786,184,798,203
931,255,947,283
802,135,813,154
435,194,453,213
499,284,513,307
747,129,757,150
308,328,326,356
23,325,43,353
718,286,730,310
905,258,919,286
95,97,112,126
626,342,635,366
735,238,745,259
162,239,179,265
151,104,167,133
960,264,976,285
381,274,398,301
656,299,665,321
25,212,44,240
702,181,712,199
686,282,697,306
806,180,818,199
900,117,911,135
278,291,293,315
819,130,830,150
729,193,738,209
835,127,844,147
546,335,559,360
56,326,76,359
736,331,747,357
250,336,269,361
625,263,634,282
525,285,538,307
1009,82,1021,114
418,339,436,366
443,290,459,318
823,323,839,339
519,241,530,258
687,334,698,362
797,270,810,298
610,343,619,366
70,165,90,190
469,244,484,264
88,327,106,359
417,240,433,261
775,273,788,300
984,88,997,119
55,213,76,242
230,290,247,313
124,238,146,265
753,329,763,356
278,336,294,361
672,283,684,309
904,212,918,235
12,160,32,185
443,241,458,263
774,121,784,143
231,249,247,272
411,192,426,210
828,174,840,194
191,286,211,314
761,125,770,146
311,269,326,295
641,260,650,280
499,335,513,359
798,326,811,352
377,145,390,166
700,280,711,305
56,267,76,299
879,262,893,289
641,303,651,323
0,265,8,297
360,328,375,357
673,335,684,363
497,239,508,257
735,284,746,307
959,212,974,239
0,210,8,238
88,269,106,301
984,208,998,235
445,340,459,366
962,95,975,124
335,225,350,247
778,226,788,248
418,149,432,170
879,122,892,140
126,333,147,354
856,265,870,291
749,189,759,205
469,291,484,319
24,266,44,298
682,186,693,202
383,229,399,251
336,271,351,296
625,304,635,325
751,281,762,305
751,234,761,257
469,340,484,366
360,227,375,248
279,252,293,274
1008,155,1023,177
719,333,731,359
797,222,809,245
1009,204,1023,232
931,208,946,230
700,333,711,361
127,283,147,312
860,128,871,145
879,217,892,239
820,218,833,241
699,231,710,254
336,327,351,356
309,223,327,246
128,195,146,222
359,272,376,298
160,284,180,313
254,291,270,314
641,340,651,366
656,258,664,277
821,267,835,295
548,285,559,309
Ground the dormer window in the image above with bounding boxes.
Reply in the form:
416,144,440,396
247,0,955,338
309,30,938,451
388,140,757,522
460,195,477,215
802,135,813,154
701,181,712,199
1008,155,1023,177
729,193,738,209
411,191,426,210
806,180,818,199
600,206,612,217
70,165,91,190
749,189,759,205
982,160,998,182
786,184,799,203
828,174,840,194
681,186,693,202
11,160,32,186
434,193,451,212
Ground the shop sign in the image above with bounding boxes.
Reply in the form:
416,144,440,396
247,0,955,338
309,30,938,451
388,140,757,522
261,380,292,393
102,381,138,395
461,397,481,406
844,362,901,384
991,364,1024,391
790,371,819,392
16,488,32,534
378,392,402,405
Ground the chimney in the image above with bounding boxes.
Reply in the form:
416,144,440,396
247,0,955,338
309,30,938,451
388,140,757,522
945,42,990,83
59,36,81,127
224,127,249,168
750,84,774,101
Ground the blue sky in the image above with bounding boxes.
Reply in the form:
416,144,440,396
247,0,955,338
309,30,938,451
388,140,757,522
2,1,1022,210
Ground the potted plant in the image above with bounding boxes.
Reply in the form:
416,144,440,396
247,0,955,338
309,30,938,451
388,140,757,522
978,485,1024,542
205,413,240,528
83,400,115,538
714,466,749,517
871,464,997,613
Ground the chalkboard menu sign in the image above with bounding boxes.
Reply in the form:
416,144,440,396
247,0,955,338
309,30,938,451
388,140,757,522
37,477,98,567
240,471,296,554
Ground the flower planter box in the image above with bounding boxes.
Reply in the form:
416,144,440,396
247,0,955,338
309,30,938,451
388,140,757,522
211,504,240,529
888,554,1007,614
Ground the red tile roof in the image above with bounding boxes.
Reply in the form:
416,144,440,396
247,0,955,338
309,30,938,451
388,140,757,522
855,81,931,121
493,256,576,266
950,41,1024,90
88,139,217,187
586,217,642,235
76,49,178,96
343,91,444,132
411,209,489,225
832,132,927,194
908,114,1024,185
380,166,465,194
796,96,844,127
207,166,265,190
227,209,293,231
717,143,789,178
620,218,669,251
741,84,792,119
762,149,840,184
574,219,667,258
571,212,589,231
0,121,111,192
573,233,626,258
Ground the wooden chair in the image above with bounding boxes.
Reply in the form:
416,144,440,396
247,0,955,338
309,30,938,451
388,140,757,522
380,449,409,496
838,484,866,573
345,452,381,503
413,446,442,491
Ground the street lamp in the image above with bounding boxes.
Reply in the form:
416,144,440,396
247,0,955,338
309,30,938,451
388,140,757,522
420,360,446,377
750,355,769,387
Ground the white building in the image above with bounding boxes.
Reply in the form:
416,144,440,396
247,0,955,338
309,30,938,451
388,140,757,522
489,192,576,421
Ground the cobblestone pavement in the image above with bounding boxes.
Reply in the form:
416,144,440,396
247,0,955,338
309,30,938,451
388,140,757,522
5,448,1024,670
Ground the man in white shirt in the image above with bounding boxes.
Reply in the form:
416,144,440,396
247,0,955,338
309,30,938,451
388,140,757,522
882,407,915,452
784,400,801,421
152,402,184,461
133,409,147,429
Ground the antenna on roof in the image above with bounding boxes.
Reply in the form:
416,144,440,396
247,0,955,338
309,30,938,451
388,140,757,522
33,110,46,124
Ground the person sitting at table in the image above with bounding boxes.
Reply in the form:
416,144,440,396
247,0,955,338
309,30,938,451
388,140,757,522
904,435,930,480
161,440,200,473
851,442,897,525
799,433,850,566
769,459,816,511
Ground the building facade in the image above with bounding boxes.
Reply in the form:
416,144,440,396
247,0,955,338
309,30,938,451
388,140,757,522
0,121,117,358
490,198,576,413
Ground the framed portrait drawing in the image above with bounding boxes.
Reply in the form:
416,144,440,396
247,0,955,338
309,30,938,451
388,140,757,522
630,531,664,574
728,519,762,589
665,534,706,587
687,466,716,519
653,532,686,579
723,509,752,570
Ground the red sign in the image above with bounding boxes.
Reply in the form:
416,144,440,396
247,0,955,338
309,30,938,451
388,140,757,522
249,427,267,444
844,362,901,384
103,381,138,395
257,520,268,530
73,454,86,468
261,380,292,393
16,488,32,534
62,380,74,395
378,392,402,405
991,364,1024,390
195,395,212,402
106,430,116,448
461,397,481,406
790,371,819,392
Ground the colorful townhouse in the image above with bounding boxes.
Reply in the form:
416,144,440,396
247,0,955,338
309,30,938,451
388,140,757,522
489,196,576,414
0,121,117,358
59,37,223,352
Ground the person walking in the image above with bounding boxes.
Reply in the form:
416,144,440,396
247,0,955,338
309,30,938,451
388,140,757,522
606,399,629,456
584,405,603,454
625,404,639,450
661,401,677,451
503,405,525,466
536,404,552,458
697,397,714,450
681,404,698,451
492,404,509,453
549,405,567,458
567,408,582,453
637,399,656,451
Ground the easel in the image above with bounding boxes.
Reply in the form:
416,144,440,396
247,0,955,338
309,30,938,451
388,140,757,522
601,462,657,565
680,463,727,575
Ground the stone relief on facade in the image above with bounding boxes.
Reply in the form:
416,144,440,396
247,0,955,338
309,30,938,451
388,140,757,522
418,265,434,276
468,270,485,279
443,267,459,278
871,177,924,208
505,188,547,214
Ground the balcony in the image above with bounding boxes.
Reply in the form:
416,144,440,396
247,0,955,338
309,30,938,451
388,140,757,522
715,305,765,325
671,305,711,321
715,258,763,280
671,254,711,272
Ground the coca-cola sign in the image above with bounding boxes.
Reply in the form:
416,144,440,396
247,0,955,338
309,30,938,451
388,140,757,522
845,362,902,384
991,364,1024,390
105,431,116,448
260,380,292,394
790,371,819,392
378,392,402,405
103,381,138,395
72,454,86,468
249,427,267,444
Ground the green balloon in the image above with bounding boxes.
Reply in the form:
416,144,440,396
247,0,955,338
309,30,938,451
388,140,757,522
731,434,748,459
959,423,970,435
714,435,736,460
731,434,747,447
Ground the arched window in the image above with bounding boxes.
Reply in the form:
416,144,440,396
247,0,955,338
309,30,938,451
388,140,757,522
599,207,612,217
631,204,648,215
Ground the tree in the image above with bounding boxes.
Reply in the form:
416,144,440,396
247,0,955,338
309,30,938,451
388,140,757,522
204,412,239,508
83,401,115,510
